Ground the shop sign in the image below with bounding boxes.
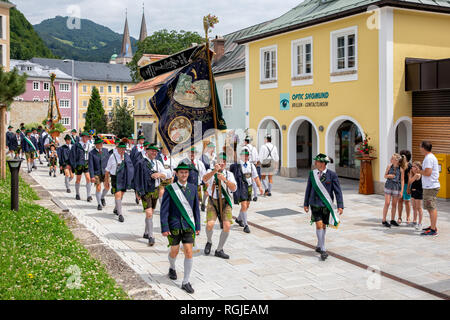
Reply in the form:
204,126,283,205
291,91,329,108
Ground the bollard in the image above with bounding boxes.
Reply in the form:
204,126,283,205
7,159,23,211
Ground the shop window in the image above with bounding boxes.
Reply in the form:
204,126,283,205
335,120,362,179
260,45,277,88
330,26,358,82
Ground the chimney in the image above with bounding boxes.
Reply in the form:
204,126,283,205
212,36,225,63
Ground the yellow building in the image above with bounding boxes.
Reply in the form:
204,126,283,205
78,78,135,130
127,54,170,141
237,0,450,192
0,0,14,71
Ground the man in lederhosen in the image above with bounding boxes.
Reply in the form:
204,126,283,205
69,132,94,202
259,135,279,197
184,146,206,208
130,135,146,205
89,137,111,211
202,152,237,259
200,142,216,211
31,128,40,169
157,145,175,204
231,149,264,233
22,129,38,173
70,129,79,145
6,125,14,158
303,154,344,261
133,143,169,246
10,129,22,159
109,137,121,155
104,141,134,223
58,134,74,193
244,136,260,202
160,162,201,294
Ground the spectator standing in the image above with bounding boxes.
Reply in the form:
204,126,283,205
419,141,440,236
397,150,412,225
382,153,407,228
408,161,423,231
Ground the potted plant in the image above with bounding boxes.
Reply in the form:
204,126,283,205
356,133,376,159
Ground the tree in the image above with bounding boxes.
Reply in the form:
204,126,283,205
84,86,108,134
108,101,134,139
128,29,204,82
0,66,27,179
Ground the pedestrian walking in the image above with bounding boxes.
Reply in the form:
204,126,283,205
104,141,134,223
419,141,440,236
407,161,423,231
202,153,237,260
243,136,261,202
160,162,201,294
58,135,74,193
48,144,58,177
230,149,264,233
157,146,175,203
22,129,38,173
88,137,111,211
133,143,169,245
303,154,344,261
381,153,407,228
69,132,94,202
259,135,279,197
6,125,14,158
397,150,412,225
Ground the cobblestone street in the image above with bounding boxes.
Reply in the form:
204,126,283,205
26,164,450,300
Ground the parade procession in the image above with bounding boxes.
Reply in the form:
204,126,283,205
1,0,450,305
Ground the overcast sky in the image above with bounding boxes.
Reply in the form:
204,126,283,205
15,0,303,38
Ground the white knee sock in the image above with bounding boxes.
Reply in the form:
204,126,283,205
168,252,176,270
242,211,248,227
321,229,327,252
183,258,193,285
115,199,122,216
206,228,213,243
217,231,229,251
101,188,108,199
86,182,92,198
316,229,323,250
95,191,102,206
75,183,80,196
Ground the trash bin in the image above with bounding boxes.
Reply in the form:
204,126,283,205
436,154,450,199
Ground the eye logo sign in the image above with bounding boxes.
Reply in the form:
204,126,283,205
280,93,290,110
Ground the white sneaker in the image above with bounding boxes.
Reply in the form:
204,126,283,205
415,223,422,231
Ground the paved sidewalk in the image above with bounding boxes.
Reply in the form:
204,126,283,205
26,164,450,300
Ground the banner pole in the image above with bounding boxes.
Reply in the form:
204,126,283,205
204,17,223,220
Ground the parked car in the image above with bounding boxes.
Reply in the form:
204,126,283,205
97,134,116,145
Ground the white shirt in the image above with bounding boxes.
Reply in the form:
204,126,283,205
259,142,279,162
422,153,440,189
205,169,237,199
240,160,258,185
105,149,124,175
161,154,175,179
245,144,259,163
80,141,93,160
145,156,169,187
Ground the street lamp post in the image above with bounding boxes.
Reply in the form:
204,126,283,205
63,59,75,131
7,159,23,211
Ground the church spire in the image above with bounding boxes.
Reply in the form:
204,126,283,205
139,3,148,42
117,9,133,64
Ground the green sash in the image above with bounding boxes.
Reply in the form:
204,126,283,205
214,173,232,208
309,170,340,228
23,136,37,152
165,183,196,236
